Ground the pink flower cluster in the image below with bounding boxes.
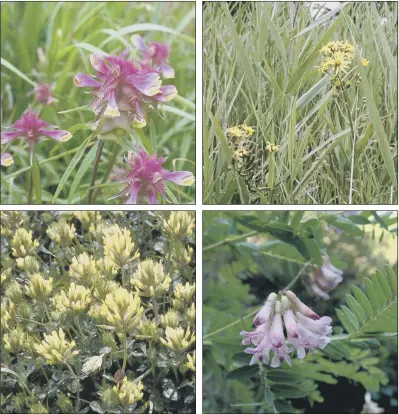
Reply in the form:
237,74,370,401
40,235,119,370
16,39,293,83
241,290,332,368
305,256,343,299
74,36,177,133
111,146,194,204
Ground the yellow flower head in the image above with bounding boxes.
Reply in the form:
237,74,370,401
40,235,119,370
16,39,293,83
227,126,244,139
241,124,255,136
265,142,280,153
12,229,39,258
96,257,118,280
163,211,195,239
3,326,26,353
185,352,196,372
1,211,27,237
5,282,24,304
1,300,15,331
172,282,196,310
69,253,98,285
16,256,40,274
361,57,369,67
160,326,195,353
46,220,75,246
160,309,180,328
97,287,143,334
25,274,53,302
51,283,91,316
102,225,139,268
234,148,249,158
113,377,144,407
132,259,171,297
93,280,120,301
34,328,79,365
74,211,102,230
140,319,160,339
187,303,196,326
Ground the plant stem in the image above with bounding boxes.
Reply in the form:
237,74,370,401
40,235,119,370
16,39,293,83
203,231,257,252
152,297,158,319
43,302,52,323
121,334,128,375
65,362,80,411
87,139,104,203
283,261,310,291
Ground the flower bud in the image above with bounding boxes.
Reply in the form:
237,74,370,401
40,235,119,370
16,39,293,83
253,292,276,327
269,301,284,348
285,290,320,320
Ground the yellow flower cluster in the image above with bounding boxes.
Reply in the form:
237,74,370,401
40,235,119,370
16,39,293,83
163,211,195,239
266,142,280,153
94,287,143,334
11,229,39,258
3,326,27,353
160,309,180,328
103,224,139,268
172,282,196,310
1,300,15,331
46,220,75,246
160,326,195,353
318,40,369,74
74,211,102,230
113,377,144,407
132,259,171,297
69,253,98,285
227,124,255,141
16,256,40,274
34,328,79,365
234,148,250,158
51,282,91,316
25,273,53,301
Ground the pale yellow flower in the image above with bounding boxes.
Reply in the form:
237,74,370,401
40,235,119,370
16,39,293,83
361,57,369,67
132,259,171,297
69,253,98,285
163,211,195,239
113,377,144,407
11,229,39,258
25,274,53,301
51,283,91,316
160,326,195,353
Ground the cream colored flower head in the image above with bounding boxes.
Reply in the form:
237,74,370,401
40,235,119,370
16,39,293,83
11,229,39,258
132,259,171,297
69,252,98,285
16,256,40,274
46,220,75,246
25,273,53,302
1,300,15,331
102,224,139,268
172,282,195,310
163,211,195,239
160,326,195,353
3,326,26,353
34,328,79,365
185,351,195,372
113,377,144,407
97,287,143,334
160,309,180,328
51,283,91,316
96,257,117,280
74,211,102,230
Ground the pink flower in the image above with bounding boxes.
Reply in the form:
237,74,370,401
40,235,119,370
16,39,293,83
285,290,320,320
253,292,276,327
241,291,332,368
1,153,13,167
74,51,177,132
132,34,175,79
111,146,194,204
34,83,56,105
1,107,72,161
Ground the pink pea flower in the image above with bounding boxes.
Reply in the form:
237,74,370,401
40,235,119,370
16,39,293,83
74,51,177,132
241,291,332,368
253,292,276,327
1,153,13,167
1,107,72,161
132,34,175,79
34,83,56,105
111,145,194,204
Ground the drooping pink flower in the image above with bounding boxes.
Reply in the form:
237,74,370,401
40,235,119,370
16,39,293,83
111,146,194,204
253,292,276,327
285,290,320,320
132,34,175,79
74,51,177,132
1,152,13,167
241,291,332,368
34,83,56,105
1,107,72,161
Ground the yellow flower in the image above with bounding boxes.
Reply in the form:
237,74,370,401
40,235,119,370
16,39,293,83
361,57,369,67
227,126,244,139
16,256,40,274
25,274,53,301
96,257,117,280
74,211,102,230
34,328,79,365
51,283,91,316
187,303,196,326
160,309,180,328
160,326,195,353
11,229,39,258
241,124,255,136
30,403,48,414
185,352,196,371
69,253,98,285
46,220,75,246
163,211,195,239
234,148,249,158
97,287,143,334
172,282,195,311
1,300,15,331
266,142,280,153
342,40,355,55
113,377,144,407
3,326,26,353
102,225,139,268
132,259,171,297
139,320,160,339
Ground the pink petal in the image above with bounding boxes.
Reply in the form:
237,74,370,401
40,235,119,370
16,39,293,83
1,130,24,143
160,62,175,79
125,181,142,204
253,293,276,327
39,129,72,142
152,85,178,102
269,308,284,348
127,72,161,96
285,290,320,320
74,73,101,88
162,171,194,186
131,34,149,54
148,191,158,204
283,310,299,338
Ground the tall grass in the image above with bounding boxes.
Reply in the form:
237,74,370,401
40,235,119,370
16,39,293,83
1,2,195,204
203,2,397,204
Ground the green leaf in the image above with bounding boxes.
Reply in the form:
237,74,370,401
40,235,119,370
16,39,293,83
226,365,259,380
1,57,37,86
52,134,93,203
324,216,363,237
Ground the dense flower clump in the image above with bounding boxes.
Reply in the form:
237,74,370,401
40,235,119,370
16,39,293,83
241,290,332,367
1,211,196,413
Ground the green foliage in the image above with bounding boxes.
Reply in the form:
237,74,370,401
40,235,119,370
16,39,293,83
203,2,398,204
1,2,195,204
